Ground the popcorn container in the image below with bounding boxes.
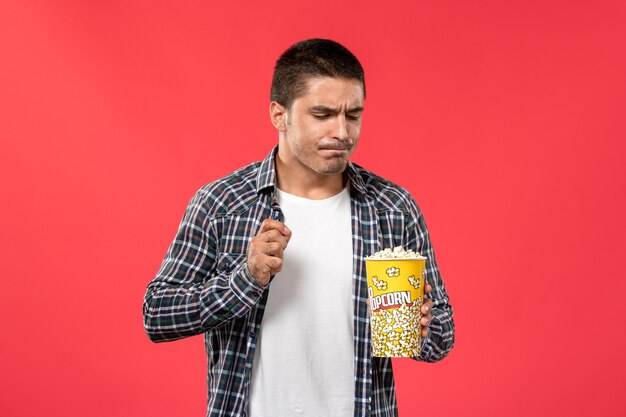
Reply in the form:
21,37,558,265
366,257,427,357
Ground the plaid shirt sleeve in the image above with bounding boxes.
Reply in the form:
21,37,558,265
143,188,267,343
405,197,455,362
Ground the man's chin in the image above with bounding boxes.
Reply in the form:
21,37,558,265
317,160,348,176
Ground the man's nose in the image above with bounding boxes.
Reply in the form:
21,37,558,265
333,115,349,141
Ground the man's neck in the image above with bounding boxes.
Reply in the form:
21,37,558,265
274,153,346,200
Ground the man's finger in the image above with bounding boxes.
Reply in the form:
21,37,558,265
266,241,284,258
267,255,283,272
255,230,288,249
258,218,291,237
421,298,433,315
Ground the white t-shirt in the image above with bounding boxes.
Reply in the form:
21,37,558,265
249,185,354,417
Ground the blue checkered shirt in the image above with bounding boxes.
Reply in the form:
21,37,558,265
143,146,454,417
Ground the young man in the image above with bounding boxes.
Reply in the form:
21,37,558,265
143,39,454,417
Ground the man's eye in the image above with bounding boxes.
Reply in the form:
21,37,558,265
347,114,361,121
313,114,330,120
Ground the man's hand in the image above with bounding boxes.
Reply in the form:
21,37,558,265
420,284,433,338
247,219,291,286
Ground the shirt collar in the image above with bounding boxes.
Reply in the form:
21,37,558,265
255,146,279,193
255,145,368,197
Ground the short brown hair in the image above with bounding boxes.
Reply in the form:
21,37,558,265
270,38,366,109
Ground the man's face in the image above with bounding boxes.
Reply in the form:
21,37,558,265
279,77,364,177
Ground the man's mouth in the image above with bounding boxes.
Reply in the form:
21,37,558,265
318,142,353,152
319,148,350,156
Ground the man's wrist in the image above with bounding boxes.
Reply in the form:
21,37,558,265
229,262,268,304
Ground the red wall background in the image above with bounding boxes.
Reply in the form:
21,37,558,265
1,1,625,416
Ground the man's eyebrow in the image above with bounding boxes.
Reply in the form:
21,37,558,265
309,105,364,113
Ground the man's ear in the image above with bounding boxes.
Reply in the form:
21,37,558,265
270,101,288,131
